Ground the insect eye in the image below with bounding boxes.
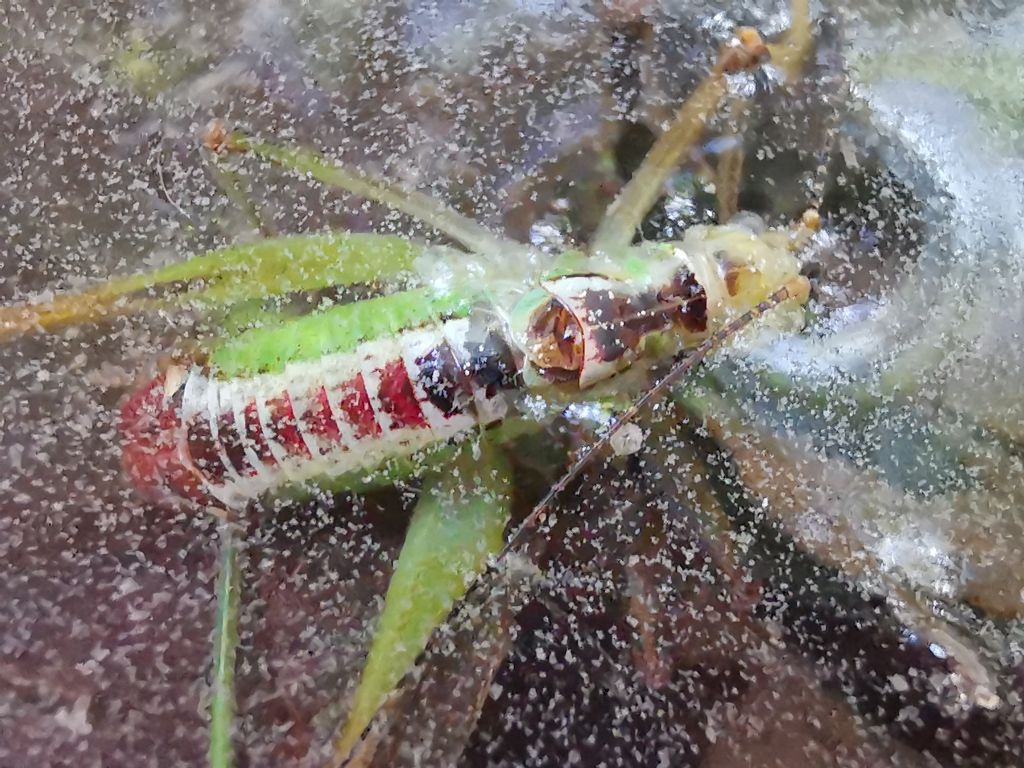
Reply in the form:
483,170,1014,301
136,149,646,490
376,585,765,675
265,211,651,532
527,298,585,379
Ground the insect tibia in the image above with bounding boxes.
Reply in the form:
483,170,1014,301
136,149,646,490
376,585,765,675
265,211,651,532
768,0,815,83
204,122,516,257
590,24,773,255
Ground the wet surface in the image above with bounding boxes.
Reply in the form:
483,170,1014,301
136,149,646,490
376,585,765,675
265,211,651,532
2,1,1024,766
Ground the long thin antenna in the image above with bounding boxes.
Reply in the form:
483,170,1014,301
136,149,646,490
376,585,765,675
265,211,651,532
494,274,810,564
206,124,514,258
588,28,770,256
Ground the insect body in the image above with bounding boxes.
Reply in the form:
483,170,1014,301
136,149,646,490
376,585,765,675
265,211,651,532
0,16,820,763
120,222,809,510
0,23,811,516
121,314,519,507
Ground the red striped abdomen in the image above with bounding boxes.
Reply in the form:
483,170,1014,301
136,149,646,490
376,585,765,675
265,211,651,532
120,317,521,509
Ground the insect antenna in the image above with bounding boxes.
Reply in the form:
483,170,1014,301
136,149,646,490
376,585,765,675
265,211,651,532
493,274,810,566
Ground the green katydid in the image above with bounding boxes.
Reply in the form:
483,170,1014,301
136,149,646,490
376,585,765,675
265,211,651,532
0,7,818,766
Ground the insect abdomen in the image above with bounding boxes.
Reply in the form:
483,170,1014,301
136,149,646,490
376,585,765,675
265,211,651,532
121,317,522,509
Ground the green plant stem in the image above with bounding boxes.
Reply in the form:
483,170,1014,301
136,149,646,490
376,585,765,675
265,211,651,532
209,522,242,768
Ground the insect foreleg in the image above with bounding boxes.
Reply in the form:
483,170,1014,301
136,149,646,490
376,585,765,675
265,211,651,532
590,27,770,255
716,0,815,222
715,95,751,222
